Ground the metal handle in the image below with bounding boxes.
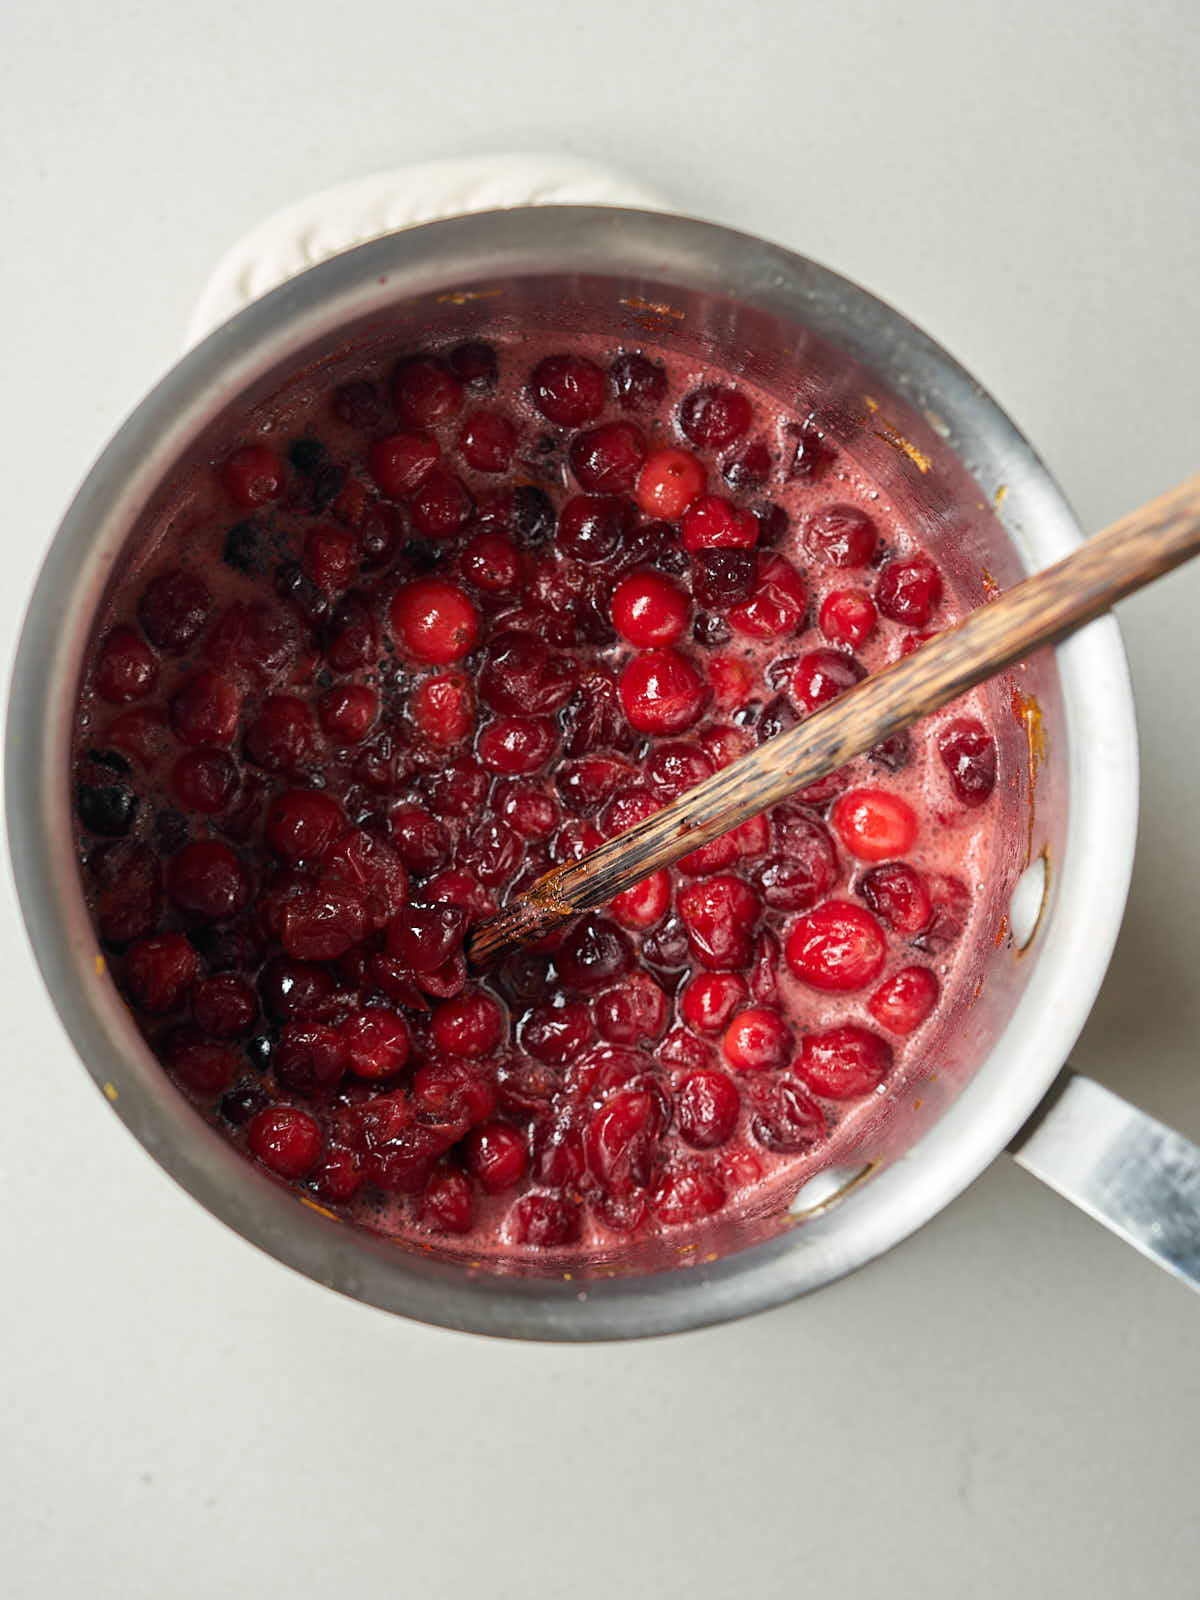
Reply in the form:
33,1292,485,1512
1010,1070,1200,1293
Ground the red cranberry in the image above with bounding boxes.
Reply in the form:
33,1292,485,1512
858,861,932,935
748,928,781,1006
585,1087,664,1197
221,445,283,509
611,570,690,649
644,741,715,801
520,1000,594,1063
464,1121,528,1193
278,884,368,961
274,1021,349,1097
530,354,606,426
876,555,943,625
388,803,451,872
386,902,466,973
514,1193,582,1246
748,1076,825,1152
477,715,557,774
677,875,761,969
91,841,162,944
165,1029,239,1094
460,530,521,593
167,840,250,922
831,788,919,862
570,422,647,493
680,971,749,1035
819,588,877,648
707,655,755,710
368,432,441,498
324,829,408,930
459,410,518,473
785,900,886,991
752,816,838,912
722,1007,791,1073
312,1145,365,1203
798,1023,893,1098
619,648,708,735
679,385,752,449
938,717,997,806
302,525,358,594
422,865,496,917
496,780,559,841
676,1070,740,1149
556,494,635,563
124,932,198,1014
555,916,634,993
913,873,972,953
869,966,939,1034
430,990,503,1058
727,555,807,638
389,577,479,664
479,632,576,715
171,748,238,814
137,570,211,654
785,420,835,480
448,341,499,390
94,626,157,703
528,1116,586,1186
611,352,668,410
204,600,296,685
257,958,340,1022
393,356,464,426
421,758,489,821
790,648,867,713
410,672,476,748
678,832,738,876
593,973,669,1045
804,504,878,568
191,973,257,1037
611,866,670,929
635,447,705,520
340,1006,411,1078
247,1106,323,1178
552,756,630,815
719,435,771,489
410,468,472,538
412,1058,496,1135
680,495,758,552
690,549,758,611
652,1163,726,1225
243,695,316,773
264,789,344,863
423,1169,476,1234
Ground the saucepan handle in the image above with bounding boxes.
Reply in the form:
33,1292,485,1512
1009,1070,1200,1293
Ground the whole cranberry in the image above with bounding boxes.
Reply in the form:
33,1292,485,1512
677,875,761,969
618,648,709,735
368,432,441,498
679,385,752,449
247,1106,323,1178
680,495,758,553
389,577,480,664
393,356,464,426
464,1121,529,1193
784,900,887,991
635,447,706,521
797,1023,893,1098
124,932,198,1014
168,840,251,923
611,352,668,410
423,1169,477,1234
938,717,997,806
137,570,211,654
556,494,636,562
94,626,157,703
529,354,606,426
221,445,283,509
869,966,940,1034
876,555,943,625
570,421,647,493
790,648,867,714
611,570,690,649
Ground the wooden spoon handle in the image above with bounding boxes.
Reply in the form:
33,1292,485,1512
468,474,1200,968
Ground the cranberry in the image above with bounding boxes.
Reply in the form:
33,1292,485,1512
448,341,499,390
520,1000,594,1063
619,648,708,735
412,1057,496,1135
527,1116,585,1187
393,356,464,426
679,385,752,449
274,1021,348,1096
243,695,316,773
171,748,237,814
124,932,197,1013
464,1121,528,1193
798,1023,893,1098
302,525,358,595
278,884,367,960
264,790,343,863
479,632,576,716
477,715,557,774
514,1193,582,1246
611,570,690,649
585,1087,664,1197
137,570,211,654
652,1163,726,1224
205,601,295,685
678,832,738,876
386,902,466,973
312,1145,365,1203
165,1029,239,1094
722,1007,791,1074
91,841,162,944
340,1006,411,1078
460,530,521,593
409,469,471,538
247,1106,323,1178
167,840,250,923
680,971,749,1035
221,445,283,509
876,555,943,625
410,672,476,747
368,432,441,498
690,549,758,611
913,873,972,953
593,973,668,1046
555,916,634,993
718,436,771,489
421,759,489,821
748,1076,825,1152
219,1084,270,1127
610,867,670,930
388,803,451,872
94,626,157,703
707,655,754,710
568,421,647,494
819,588,877,649
635,447,705,520
785,420,835,480
389,577,479,664
859,861,933,935
680,495,758,552
727,555,807,638
496,780,560,840
459,410,518,473
333,380,384,428
551,756,629,815
938,717,997,806
790,648,867,713
676,1070,740,1149
191,973,257,1037
751,819,838,914
785,900,886,991
831,788,919,862
611,352,668,410
560,667,634,757
530,354,606,426
804,504,878,568
556,494,635,563
869,966,939,1035
677,875,761,969
423,1169,476,1234
422,865,495,916
429,990,502,1058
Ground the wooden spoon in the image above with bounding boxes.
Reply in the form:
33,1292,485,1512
468,474,1200,970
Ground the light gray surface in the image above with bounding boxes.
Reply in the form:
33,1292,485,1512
1,1,1197,1594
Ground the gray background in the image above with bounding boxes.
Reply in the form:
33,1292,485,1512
2,1,1198,1594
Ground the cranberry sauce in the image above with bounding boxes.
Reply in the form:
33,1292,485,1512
71,334,1001,1259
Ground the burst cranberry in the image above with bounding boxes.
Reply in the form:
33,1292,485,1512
555,756,633,814
916,873,972,952
869,966,940,1034
748,1076,825,1152
530,354,606,426
727,555,807,638
831,788,919,862
386,902,466,972
679,384,752,449
137,570,211,654
389,577,479,664
423,1169,476,1234
586,1086,664,1196
514,1193,582,1246
480,631,576,715
593,973,669,1045
278,884,367,960
388,803,450,872
635,447,705,520
652,1163,726,1225
410,672,476,747
431,991,503,1058
722,1007,791,1073
412,1057,496,1134
569,422,647,493
459,410,518,473
859,861,933,935
785,900,886,990
804,504,878,567
619,648,708,735
368,432,441,497
555,494,635,563
460,530,521,592
340,1006,411,1078
752,819,838,915
170,748,237,814
680,495,758,553
611,570,690,648
94,626,157,703
464,1121,528,1193
680,972,748,1035
938,717,997,806
167,840,250,922
611,352,668,409
790,648,867,713
274,1021,349,1096
477,716,556,773
798,1024,893,1097
243,695,316,772
265,789,343,863
302,525,358,594
819,588,878,648
221,445,283,508
409,469,471,538
676,1070,740,1149
690,549,757,611
124,933,197,1014
876,555,943,625
324,829,408,930
247,1106,323,1178
191,973,257,1037
393,356,464,426
520,1000,594,1063
555,916,633,993
165,1029,239,1093
421,758,489,821
678,875,761,969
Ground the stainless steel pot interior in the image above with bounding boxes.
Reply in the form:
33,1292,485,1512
5,207,1138,1339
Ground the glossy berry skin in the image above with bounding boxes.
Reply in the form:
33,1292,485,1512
423,1169,476,1234
368,432,440,498
222,446,283,509
819,588,877,648
680,495,758,553
831,788,919,862
784,900,887,991
876,555,943,625
797,1024,893,1098
570,422,647,493
635,448,705,520
938,717,998,806
393,357,464,426
530,354,606,426
95,626,157,703
679,385,752,449
247,1106,323,1178
459,411,518,474
675,1070,740,1149
859,862,933,936
722,1008,792,1073
389,578,480,664
680,972,749,1035
464,1121,529,1193
868,966,940,1034
803,504,878,567
619,648,708,735
611,571,690,648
